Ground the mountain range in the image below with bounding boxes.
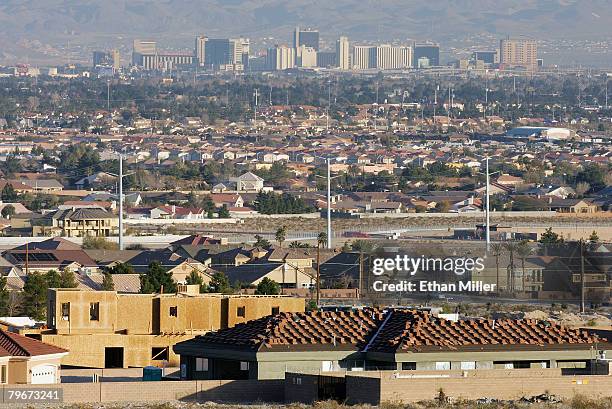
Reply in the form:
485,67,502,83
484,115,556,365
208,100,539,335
0,0,610,64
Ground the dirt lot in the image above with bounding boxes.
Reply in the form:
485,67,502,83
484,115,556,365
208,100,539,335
15,395,612,409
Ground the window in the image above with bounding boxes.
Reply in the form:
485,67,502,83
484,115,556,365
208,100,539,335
151,347,168,361
1,365,6,384
237,306,246,318
460,361,476,370
293,377,302,385
61,303,70,321
271,306,280,315
169,306,178,317
196,358,208,372
435,361,451,371
240,361,249,371
89,302,100,321
402,362,416,370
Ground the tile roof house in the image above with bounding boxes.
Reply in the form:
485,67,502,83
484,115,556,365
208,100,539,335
0,330,68,384
174,308,610,380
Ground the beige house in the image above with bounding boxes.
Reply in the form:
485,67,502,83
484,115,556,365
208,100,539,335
0,330,68,384
35,208,118,237
25,288,304,368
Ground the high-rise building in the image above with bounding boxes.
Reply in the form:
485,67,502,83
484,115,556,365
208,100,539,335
413,43,440,67
317,52,337,68
298,45,317,68
93,50,120,70
195,36,208,66
202,38,247,70
132,40,157,66
132,39,193,71
352,46,377,70
293,27,320,51
336,36,350,70
375,45,412,70
267,45,295,71
500,38,537,70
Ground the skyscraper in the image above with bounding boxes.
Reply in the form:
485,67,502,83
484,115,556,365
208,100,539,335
267,45,295,70
500,38,537,70
293,27,320,51
298,46,317,68
375,45,412,70
352,46,377,70
413,43,440,67
195,36,208,66
132,39,157,66
336,36,350,70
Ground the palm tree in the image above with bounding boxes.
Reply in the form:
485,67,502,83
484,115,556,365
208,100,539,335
503,241,519,293
491,243,503,293
516,241,532,292
316,232,328,307
275,225,287,248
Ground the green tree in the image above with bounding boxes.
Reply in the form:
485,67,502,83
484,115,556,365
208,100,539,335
105,262,135,275
1,205,15,219
289,241,311,248
254,234,272,248
209,272,231,293
218,204,230,218
539,227,564,244
588,231,600,243
275,225,287,248
101,272,115,291
23,272,48,320
0,276,9,316
140,261,177,294
1,183,17,201
185,269,209,293
44,270,62,288
255,277,281,295
60,270,78,288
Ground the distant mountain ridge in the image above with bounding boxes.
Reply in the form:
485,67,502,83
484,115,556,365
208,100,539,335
0,0,610,64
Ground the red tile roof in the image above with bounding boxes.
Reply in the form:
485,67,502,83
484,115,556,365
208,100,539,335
179,309,607,354
192,309,385,351
367,310,603,352
0,330,67,357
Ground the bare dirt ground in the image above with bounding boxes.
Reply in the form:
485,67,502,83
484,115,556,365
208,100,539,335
14,395,612,409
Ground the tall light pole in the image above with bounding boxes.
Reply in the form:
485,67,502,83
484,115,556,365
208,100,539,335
485,157,490,252
253,88,259,135
119,153,124,250
326,158,332,249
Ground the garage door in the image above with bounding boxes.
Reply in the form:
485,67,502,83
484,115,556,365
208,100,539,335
31,364,56,384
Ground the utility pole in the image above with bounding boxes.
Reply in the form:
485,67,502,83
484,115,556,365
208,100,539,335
485,157,491,252
327,80,331,132
119,153,124,251
326,157,332,249
253,88,259,135
316,242,321,306
107,81,110,111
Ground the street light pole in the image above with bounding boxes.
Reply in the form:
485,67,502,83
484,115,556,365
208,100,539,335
119,153,124,251
326,157,332,249
485,157,490,252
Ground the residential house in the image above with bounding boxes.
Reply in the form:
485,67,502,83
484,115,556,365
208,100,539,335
174,308,608,380
548,199,598,214
2,238,98,274
40,208,118,238
150,205,205,220
230,172,265,192
75,172,117,190
0,330,68,384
